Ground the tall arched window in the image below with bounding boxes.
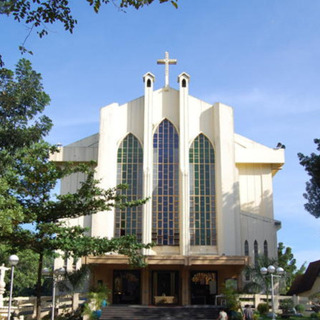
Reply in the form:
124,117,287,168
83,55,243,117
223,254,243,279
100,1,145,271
254,240,259,265
244,240,250,281
152,119,179,245
115,134,143,241
244,240,249,256
189,134,216,246
264,240,268,258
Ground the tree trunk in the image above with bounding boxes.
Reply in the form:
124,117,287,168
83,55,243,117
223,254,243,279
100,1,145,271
36,253,43,320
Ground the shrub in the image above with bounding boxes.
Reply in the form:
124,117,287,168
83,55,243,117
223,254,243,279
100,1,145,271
310,312,320,319
221,286,241,311
312,306,320,313
82,284,110,319
257,303,269,315
253,312,260,320
229,311,242,320
280,299,294,312
295,304,305,313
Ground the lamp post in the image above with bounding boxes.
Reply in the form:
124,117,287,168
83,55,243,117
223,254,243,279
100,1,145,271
43,267,65,320
260,265,285,320
7,255,19,320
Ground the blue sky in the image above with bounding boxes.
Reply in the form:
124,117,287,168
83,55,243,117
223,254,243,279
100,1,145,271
1,0,319,268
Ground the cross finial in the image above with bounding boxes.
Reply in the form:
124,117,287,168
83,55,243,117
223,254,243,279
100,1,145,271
157,51,177,88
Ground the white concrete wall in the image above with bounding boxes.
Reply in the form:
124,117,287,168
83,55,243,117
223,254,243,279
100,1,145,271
214,102,241,256
92,97,144,239
240,212,278,259
238,163,274,218
55,76,284,261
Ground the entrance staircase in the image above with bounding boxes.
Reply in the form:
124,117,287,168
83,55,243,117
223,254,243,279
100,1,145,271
100,305,220,320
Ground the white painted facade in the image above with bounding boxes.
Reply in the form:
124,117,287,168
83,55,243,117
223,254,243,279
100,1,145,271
52,57,284,304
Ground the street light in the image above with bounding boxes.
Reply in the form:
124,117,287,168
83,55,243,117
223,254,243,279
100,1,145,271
43,267,65,320
7,255,19,320
260,265,285,320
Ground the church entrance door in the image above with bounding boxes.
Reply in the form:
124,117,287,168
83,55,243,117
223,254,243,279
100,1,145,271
190,271,217,305
113,270,141,304
152,271,179,305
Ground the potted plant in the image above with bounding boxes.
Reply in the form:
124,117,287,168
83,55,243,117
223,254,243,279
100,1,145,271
83,284,110,319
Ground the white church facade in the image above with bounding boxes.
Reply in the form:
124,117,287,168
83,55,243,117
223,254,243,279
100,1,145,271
52,53,285,306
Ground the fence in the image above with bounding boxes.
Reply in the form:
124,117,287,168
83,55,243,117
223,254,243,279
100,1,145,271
238,294,310,312
0,293,312,319
1,293,87,319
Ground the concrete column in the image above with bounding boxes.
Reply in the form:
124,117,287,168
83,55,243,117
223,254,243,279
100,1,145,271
72,293,79,311
178,73,191,256
213,103,241,255
181,267,190,305
92,103,119,238
141,268,150,305
142,73,155,255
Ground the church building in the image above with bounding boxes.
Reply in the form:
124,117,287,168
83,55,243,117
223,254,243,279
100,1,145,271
52,53,285,306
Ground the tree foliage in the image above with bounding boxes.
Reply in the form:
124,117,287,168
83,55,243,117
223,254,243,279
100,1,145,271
243,255,277,294
0,58,51,233
243,244,306,295
0,244,53,296
57,265,90,294
0,0,178,66
277,242,306,293
298,139,320,219
0,59,152,320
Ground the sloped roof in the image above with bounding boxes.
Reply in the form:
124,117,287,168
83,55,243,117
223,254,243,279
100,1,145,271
287,260,320,295
50,133,99,163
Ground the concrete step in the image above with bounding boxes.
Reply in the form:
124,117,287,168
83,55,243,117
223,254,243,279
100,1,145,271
100,305,220,320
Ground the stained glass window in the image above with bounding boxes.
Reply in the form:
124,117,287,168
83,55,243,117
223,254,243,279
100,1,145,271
264,240,268,258
244,240,249,256
115,134,143,241
152,119,179,245
189,134,216,245
254,240,259,266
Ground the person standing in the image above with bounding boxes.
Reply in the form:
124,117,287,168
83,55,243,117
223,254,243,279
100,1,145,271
218,308,228,320
243,305,254,320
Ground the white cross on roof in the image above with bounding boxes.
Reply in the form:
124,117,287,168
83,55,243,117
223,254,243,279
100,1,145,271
157,51,177,88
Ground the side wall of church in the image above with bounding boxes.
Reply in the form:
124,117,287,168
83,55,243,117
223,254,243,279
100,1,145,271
237,163,279,259
237,163,274,218
240,212,278,260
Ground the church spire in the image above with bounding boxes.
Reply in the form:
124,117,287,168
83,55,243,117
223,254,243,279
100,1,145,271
157,51,177,88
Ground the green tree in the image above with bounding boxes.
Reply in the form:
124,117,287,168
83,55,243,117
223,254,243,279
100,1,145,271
0,245,54,296
277,242,306,293
0,0,178,66
243,245,306,296
0,59,152,320
0,245,41,296
243,255,277,295
57,264,90,294
298,139,320,219
0,58,51,233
